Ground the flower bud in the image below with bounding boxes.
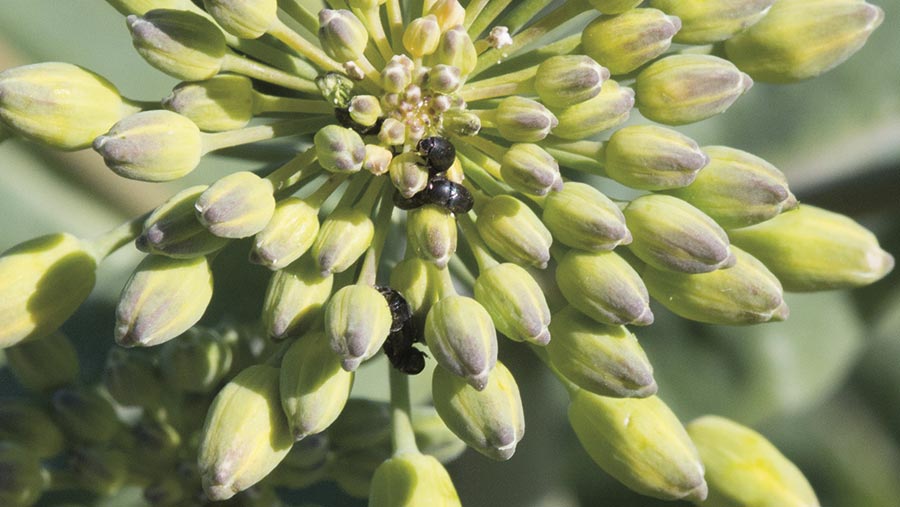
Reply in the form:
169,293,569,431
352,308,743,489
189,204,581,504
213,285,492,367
313,207,375,275
4,331,79,392
407,205,458,268
348,95,383,127
541,182,631,251
280,332,354,439
137,185,229,258
381,56,413,93
314,125,366,173
127,10,226,81
389,258,433,319
0,400,65,458
162,74,255,132
159,327,233,393
328,398,391,451
403,15,442,58
251,197,320,270
428,65,462,94
203,0,277,39
553,80,634,140
428,0,465,31
329,445,390,498
318,9,369,62
583,9,682,75
624,194,735,273
729,205,894,291
494,96,558,142
568,391,707,502
500,143,562,196
642,246,789,324
363,144,393,175
635,54,753,125
0,233,96,348
424,295,498,390
325,285,393,371
476,195,552,269
412,406,468,463
556,249,653,326
474,263,551,345
435,26,477,77
369,451,462,507
69,447,128,496
198,365,293,501
390,151,430,198
535,55,608,109
0,62,138,150
0,442,44,507
725,0,883,83
103,348,162,407
51,386,119,444
115,254,214,347
548,306,656,397
379,117,407,146
262,256,334,340
196,171,276,238
650,0,774,44
664,145,797,228
432,360,524,461
317,71,355,107
603,125,709,190
588,0,642,13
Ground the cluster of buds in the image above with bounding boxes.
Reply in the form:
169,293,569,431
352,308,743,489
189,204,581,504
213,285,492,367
0,0,893,506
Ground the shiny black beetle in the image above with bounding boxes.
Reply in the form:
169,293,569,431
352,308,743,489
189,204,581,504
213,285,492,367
393,177,474,215
376,286,426,375
417,136,456,174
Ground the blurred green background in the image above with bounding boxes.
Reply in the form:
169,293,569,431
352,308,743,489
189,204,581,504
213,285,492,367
1,1,899,506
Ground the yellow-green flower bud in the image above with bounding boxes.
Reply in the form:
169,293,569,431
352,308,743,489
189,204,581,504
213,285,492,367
588,0,642,13
369,451,462,507
413,406,468,463
93,110,202,181
583,9,682,75
435,26,477,77
196,171,276,238
428,65,462,94
4,331,79,392
724,0,883,83
407,205,458,268
312,207,375,275
102,348,162,407
262,256,334,340
535,55,609,109
474,263,550,345
568,391,707,502
69,447,128,496
127,9,226,81
729,204,895,291
115,254,214,347
318,71,355,107
624,194,735,273
389,258,432,319
381,56,414,93
476,195,552,269
557,249,653,326
0,233,96,348
51,386,119,444
0,62,138,150
403,15,442,58
162,74,255,132
547,306,655,397
364,143,394,175
159,327,233,393
390,151,430,198
635,54,753,125
280,332,354,438
428,0,466,31
319,9,369,63
348,95,383,127
325,285,393,371
542,182,630,251
137,185,229,258
425,295,498,390
650,0,774,44
0,442,44,507
198,364,293,501
0,400,65,458
553,80,633,140
379,117,407,146
314,125,366,173
203,0,277,39
642,246,789,324
500,143,562,196
494,96,558,142
603,125,709,190
664,145,797,228
251,197,320,270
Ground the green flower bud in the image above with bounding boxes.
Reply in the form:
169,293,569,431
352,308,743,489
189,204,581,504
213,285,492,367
624,194,735,273
547,306,656,397
325,285,393,371
650,0,774,44
0,62,138,150
724,0,883,83
603,125,709,190
476,195,552,269
69,447,128,496
0,400,65,458
369,451,462,507
364,143,394,175
583,9,682,75
379,117,407,146
432,360,525,461
51,386,119,444
425,295,498,390
103,348,162,407
664,145,797,228
381,56,414,93
557,249,653,326
568,391,708,502
542,182,631,251
403,15,442,58
407,205,458,268
553,80,634,140
198,365,293,501
494,96,558,142
0,442,44,507
535,55,609,109
428,65,462,94
137,185,229,258
317,71,355,108
0,233,96,348
412,406,468,464
500,143,562,196
267,436,329,489
635,54,753,125
428,0,466,31
132,416,182,470
348,95,383,127
588,0,642,13
115,254,214,347
127,9,226,81
318,9,369,62
642,246,789,324
390,258,433,319
159,327,233,393
390,151,430,199
93,110,202,181
729,204,894,291
162,74,255,132
312,207,375,275
687,415,818,507
203,0,277,39
262,256,334,340
280,332,354,439
474,263,551,345
328,398,391,451
251,197,320,270
196,171,276,238
435,26,477,77
4,331,79,392
314,125,366,173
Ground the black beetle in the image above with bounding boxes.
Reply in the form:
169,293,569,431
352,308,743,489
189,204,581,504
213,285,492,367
417,136,456,174
393,177,474,215
375,285,427,375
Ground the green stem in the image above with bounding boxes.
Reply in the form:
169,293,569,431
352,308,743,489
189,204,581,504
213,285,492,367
86,213,148,262
454,148,510,196
386,0,405,54
237,37,320,80
499,0,556,34
389,364,419,454
353,174,386,212
427,263,458,299
468,0,512,39
529,343,580,396
464,0,491,30
355,6,396,63
459,66,537,102
253,92,336,115
268,19,346,74
542,139,607,175
264,147,320,192
305,173,350,208
336,172,372,209
357,184,394,286
457,213,499,272
278,0,320,34
448,252,478,288
201,117,329,154
222,52,319,94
